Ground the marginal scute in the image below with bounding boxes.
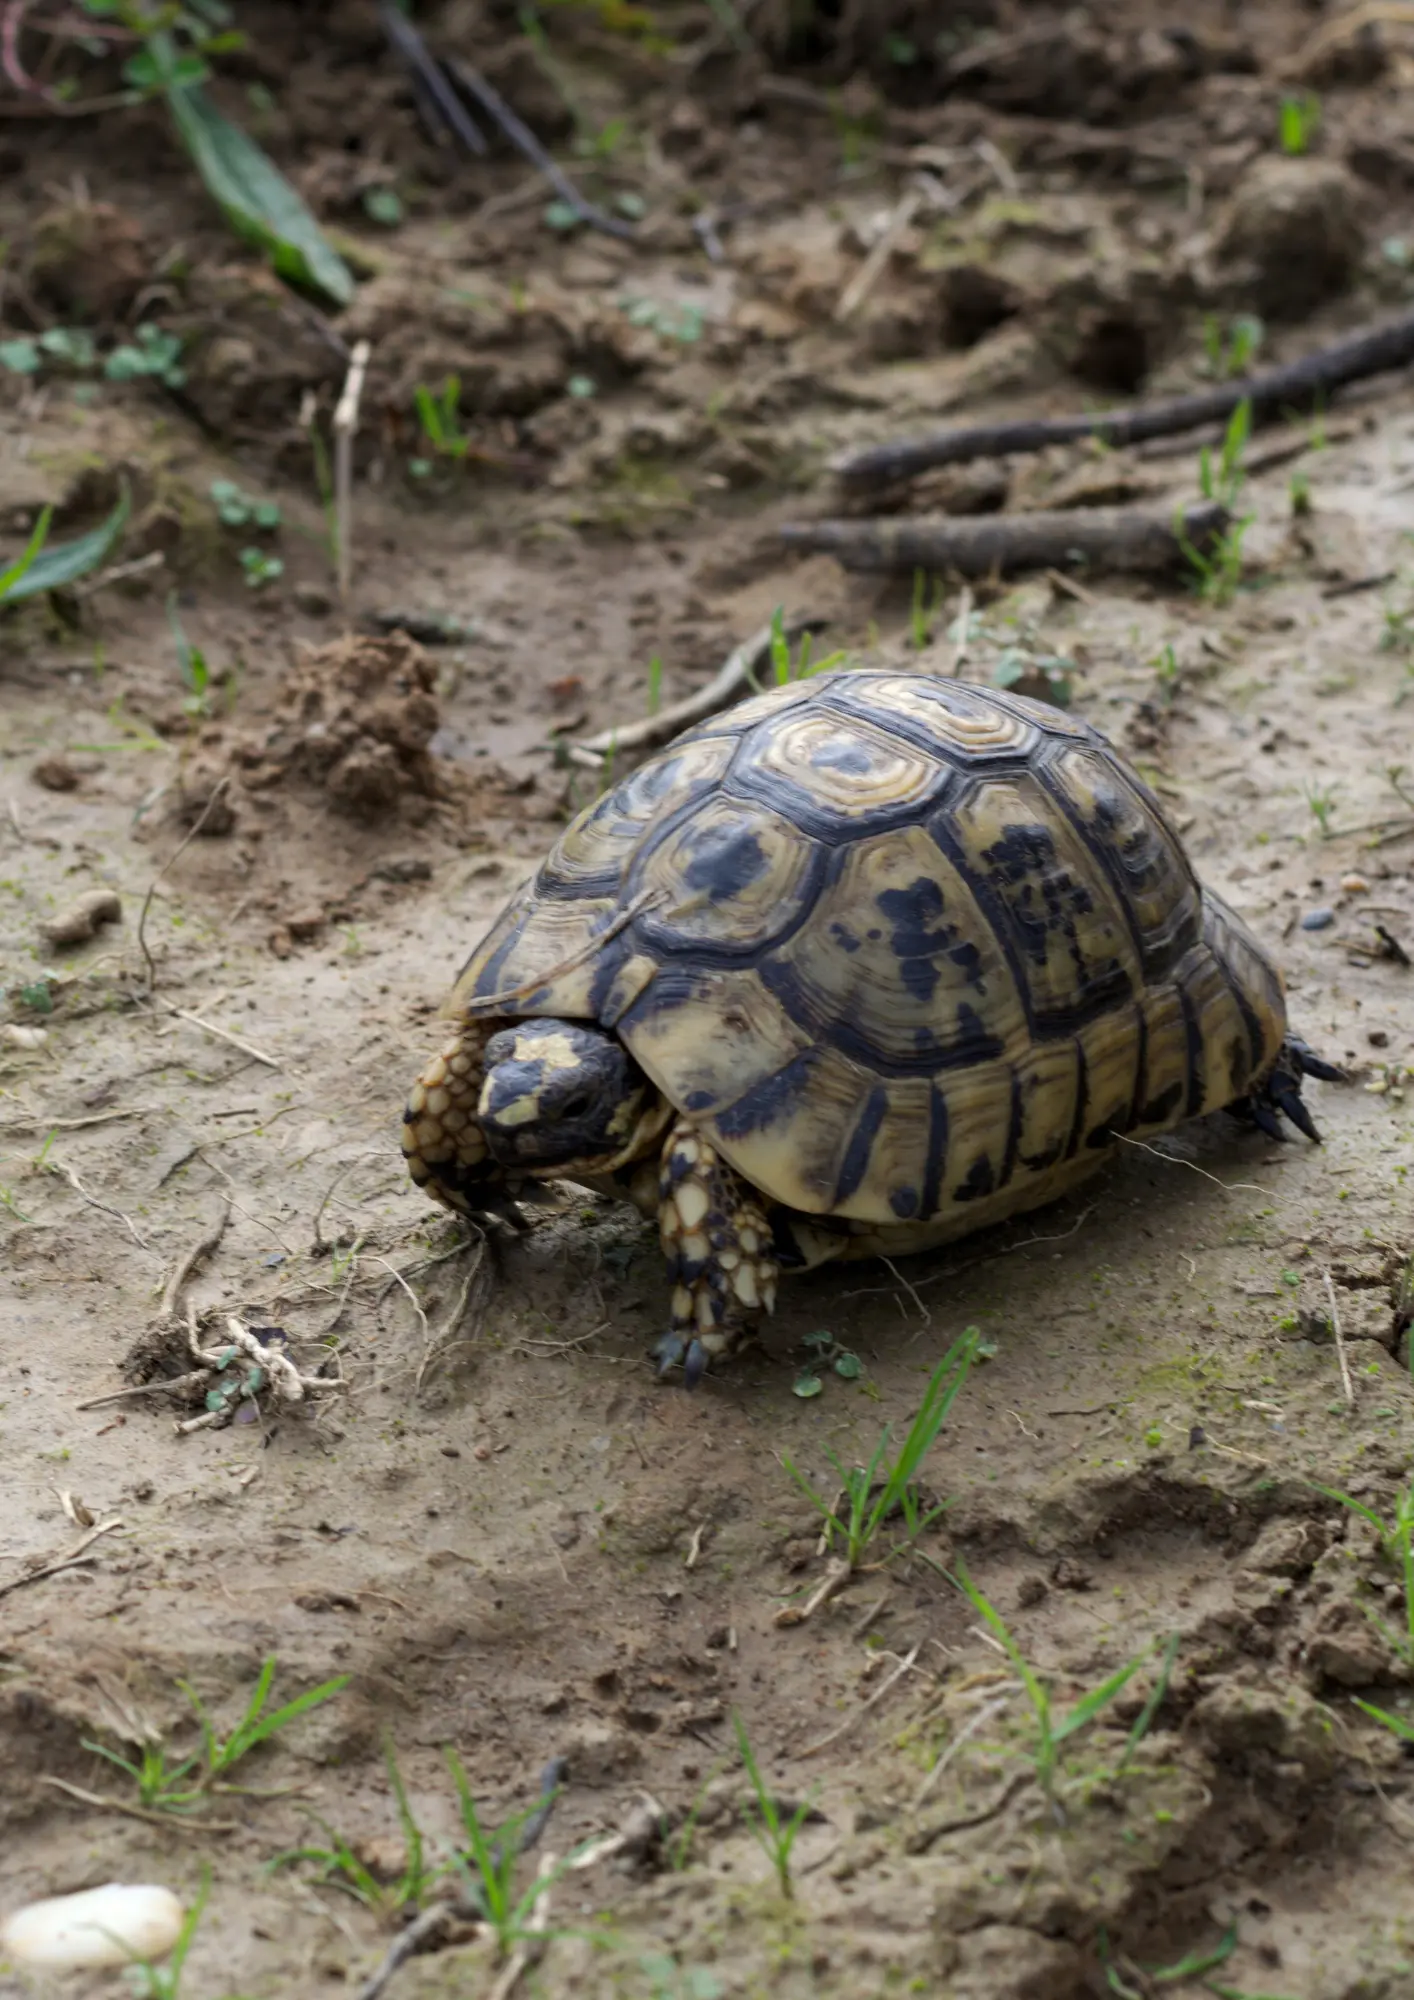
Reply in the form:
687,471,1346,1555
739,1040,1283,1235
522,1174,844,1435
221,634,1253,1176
433,668,1289,1237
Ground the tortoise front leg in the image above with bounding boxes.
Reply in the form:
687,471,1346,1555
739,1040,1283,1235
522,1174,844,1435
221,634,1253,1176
402,1020,502,1213
653,1119,780,1387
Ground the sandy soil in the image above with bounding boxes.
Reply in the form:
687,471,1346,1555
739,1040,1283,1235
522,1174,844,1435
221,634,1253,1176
3,5,1414,1997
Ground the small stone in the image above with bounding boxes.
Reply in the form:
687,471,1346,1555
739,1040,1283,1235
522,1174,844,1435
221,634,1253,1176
40,889,121,948
1,1884,184,1970
1369,1028,1390,1048
284,906,326,941
31,754,79,792
1,1025,48,1050
294,582,333,616
1016,1575,1048,1609
1301,906,1335,931
1340,873,1369,893
267,926,293,959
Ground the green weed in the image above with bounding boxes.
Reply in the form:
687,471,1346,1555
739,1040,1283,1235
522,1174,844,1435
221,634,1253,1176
106,324,186,387
761,606,848,686
1201,313,1263,380
86,1653,347,1815
947,1561,1169,1811
1178,399,1254,602
1303,782,1338,837
275,1740,438,1915
1279,92,1321,156
210,478,280,531
413,375,471,459
781,1326,978,1571
732,1713,814,1898
239,547,283,589
910,568,943,648
444,1748,582,1953
166,594,210,718
1101,1919,1238,1999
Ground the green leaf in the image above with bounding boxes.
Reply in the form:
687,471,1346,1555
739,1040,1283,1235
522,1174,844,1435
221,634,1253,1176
0,337,40,375
1,488,129,605
164,84,353,307
362,186,403,227
1051,1648,1152,1744
792,1372,824,1399
1353,1697,1414,1742
544,199,581,232
833,1351,862,1380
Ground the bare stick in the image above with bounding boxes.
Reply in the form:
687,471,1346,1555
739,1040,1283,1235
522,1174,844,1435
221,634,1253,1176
76,1370,212,1411
136,775,231,997
447,56,637,243
1324,1267,1355,1408
161,1198,232,1318
354,1903,463,2000
153,999,284,1070
832,307,1414,485
836,188,921,322
1282,3,1414,80
781,502,1229,578
775,1555,852,1628
39,1776,239,1834
334,339,371,608
45,1159,148,1248
0,1516,125,1600
571,615,828,768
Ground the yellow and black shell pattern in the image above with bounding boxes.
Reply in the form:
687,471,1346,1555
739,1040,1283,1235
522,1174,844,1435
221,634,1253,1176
444,672,1287,1233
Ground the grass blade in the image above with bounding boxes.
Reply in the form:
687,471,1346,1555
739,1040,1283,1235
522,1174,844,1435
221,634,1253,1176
1353,1697,1414,1743
1,489,129,604
165,84,353,306
1117,1633,1180,1774
1051,1649,1153,1745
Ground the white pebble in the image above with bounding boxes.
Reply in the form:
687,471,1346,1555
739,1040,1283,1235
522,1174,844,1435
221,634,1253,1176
1,1025,48,1050
2,1883,185,1969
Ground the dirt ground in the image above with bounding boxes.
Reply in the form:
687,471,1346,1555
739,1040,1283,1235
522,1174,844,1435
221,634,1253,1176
3,4,1414,1996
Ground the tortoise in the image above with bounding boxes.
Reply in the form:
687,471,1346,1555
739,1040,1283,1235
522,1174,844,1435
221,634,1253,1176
402,669,1337,1386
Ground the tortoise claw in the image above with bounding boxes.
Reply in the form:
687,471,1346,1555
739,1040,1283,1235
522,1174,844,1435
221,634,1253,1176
1272,1085,1321,1144
1290,1037,1344,1084
653,1332,686,1377
683,1340,709,1390
1249,1100,1286,1142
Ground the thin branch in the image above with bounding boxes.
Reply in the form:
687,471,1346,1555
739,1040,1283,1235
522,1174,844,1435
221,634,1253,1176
832,306,1414,485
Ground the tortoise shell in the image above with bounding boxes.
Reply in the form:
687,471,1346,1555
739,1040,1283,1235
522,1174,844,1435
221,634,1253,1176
443,671,1286,1233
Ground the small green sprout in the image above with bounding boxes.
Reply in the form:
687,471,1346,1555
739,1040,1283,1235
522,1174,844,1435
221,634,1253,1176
732,1713,814,1898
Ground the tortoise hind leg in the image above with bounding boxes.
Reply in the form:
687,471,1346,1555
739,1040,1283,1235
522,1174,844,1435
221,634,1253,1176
654,1121,783,1387
1231,1036,1345,1145
402,1020,503,1213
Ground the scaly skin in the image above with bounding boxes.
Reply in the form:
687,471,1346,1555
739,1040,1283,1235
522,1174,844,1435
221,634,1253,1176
653,1118,780,1388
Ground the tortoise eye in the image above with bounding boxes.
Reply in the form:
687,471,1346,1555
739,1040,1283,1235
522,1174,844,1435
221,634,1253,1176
559,1091,593,1121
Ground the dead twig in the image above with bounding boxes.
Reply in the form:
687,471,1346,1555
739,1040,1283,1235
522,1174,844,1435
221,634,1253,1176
76,1369,211,1412
161,1199,232,1318
914,1687,1019,1805
334,339,371,607
44,1158,149,1248
136,776,231,998
150,998,285,1070
38,1775,239,1833
487,1852,556,2000
0,1516,125,1599
354,1904,464,2000
568,615,828,771
835,187,921,322
781,503,1229,578
1325,1267,1356,1408
832,306,1414,485
775,1556,852,1628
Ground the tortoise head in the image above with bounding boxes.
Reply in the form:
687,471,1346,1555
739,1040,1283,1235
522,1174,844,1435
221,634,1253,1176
478,1019,653,1172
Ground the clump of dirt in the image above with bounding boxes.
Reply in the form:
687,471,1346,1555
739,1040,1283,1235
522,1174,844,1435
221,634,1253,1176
227,629,443,820
1209,155,1366,319
26,198,152,325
